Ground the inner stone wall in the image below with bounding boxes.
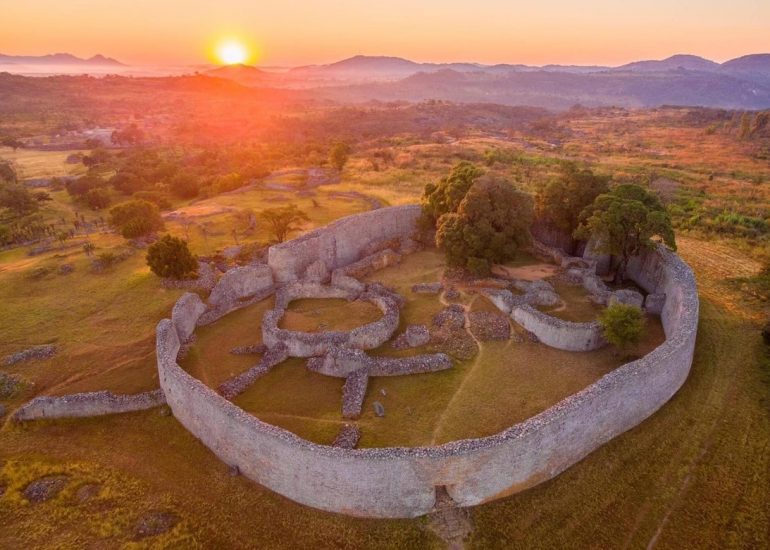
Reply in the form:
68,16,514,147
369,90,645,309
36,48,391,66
267,205,421,284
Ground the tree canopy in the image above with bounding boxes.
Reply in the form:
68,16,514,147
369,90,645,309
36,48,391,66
146,234,197,279
435,174,533,275
421,161,485,226
109,199,164,239
260,205,310,243
575,183,675,282
535,164,610,234
328,142,351,171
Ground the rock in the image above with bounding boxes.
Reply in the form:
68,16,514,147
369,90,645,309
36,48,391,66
208,264,274,308
527,280,560,307
411,282,443,294
444,288,461,300
391,324,430,349
609,289,644,309
644,293,666,315
303,260,330,283
159,406,172,417
3,344,57,366
526,330,540,343
0,372,20,399
332,424,361,449
171,292,206,343
133,511,179,540
57,263,74,275
373,401,385,417
229,465,240,477
432,305,465,330
468,311,511,341
23,475,69,503
222,245,243,259
380,388,387,396
76,483,100,503
230,344,267,355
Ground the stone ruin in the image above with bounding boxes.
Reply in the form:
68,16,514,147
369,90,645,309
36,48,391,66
7,204,699,521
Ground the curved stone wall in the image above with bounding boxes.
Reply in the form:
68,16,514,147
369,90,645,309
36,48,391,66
156,206,698,518
267,205,421,284
511,305,605,351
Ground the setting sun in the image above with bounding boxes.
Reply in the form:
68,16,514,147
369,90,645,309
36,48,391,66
217,40,248,65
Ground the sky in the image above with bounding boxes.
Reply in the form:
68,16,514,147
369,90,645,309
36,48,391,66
1,0,768,67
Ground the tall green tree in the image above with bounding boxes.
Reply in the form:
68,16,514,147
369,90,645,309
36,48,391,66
109,199,164,239
260,205,310,243
146,235,197,279
328,142,352,171
575,184,675,282
421,161,485,226
435,175,533,275
535,164,610,234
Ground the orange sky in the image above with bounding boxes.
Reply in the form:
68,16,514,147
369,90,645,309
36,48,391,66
1,0,768,66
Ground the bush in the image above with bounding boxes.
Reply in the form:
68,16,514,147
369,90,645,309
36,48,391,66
146,235,197,279
133,190,171,210
66,175,103,197
109,199,164,239
85,188,111,210
169,172,200,199
599,303,646,352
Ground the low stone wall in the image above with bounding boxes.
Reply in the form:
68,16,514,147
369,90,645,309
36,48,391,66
307,346,452,378
263,284,401,357
156,209,698,519
12,389,165,422
511,305,605,352
267,205,421,284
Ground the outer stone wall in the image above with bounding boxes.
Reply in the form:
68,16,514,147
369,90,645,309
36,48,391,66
267,205,421,284
156,210,699,518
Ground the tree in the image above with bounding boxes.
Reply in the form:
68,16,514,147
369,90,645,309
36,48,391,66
85,188,111,210
574,184,676,283
260,205,310,243
0,184,38,216
599,303,646,354
535,164,610,234
109,199,164,239
329,142,351,172
146,234,197,279
66,175,102,197
421,161,485,226
0,162,17,184
111,124,144,146
1,137,23,151
435,175,533,275
169,172,200,199
83,242,96,257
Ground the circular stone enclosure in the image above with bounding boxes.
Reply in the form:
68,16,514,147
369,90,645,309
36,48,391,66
156,205,699,519
262,281,402,358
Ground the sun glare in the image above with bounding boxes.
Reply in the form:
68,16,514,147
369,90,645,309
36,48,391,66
217,40,248,65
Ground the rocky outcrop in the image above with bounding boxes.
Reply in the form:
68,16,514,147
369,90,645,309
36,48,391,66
391,324,431,349
171,293,206,343
198,264,275,325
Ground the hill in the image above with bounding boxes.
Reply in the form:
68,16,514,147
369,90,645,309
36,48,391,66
0,52,124,66
616,54,719,73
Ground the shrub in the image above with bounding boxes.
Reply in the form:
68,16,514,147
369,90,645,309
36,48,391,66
146,235,197,279
109,200,164,239
599,303,646,352
85,188,111,210
329,142,351,171
169,172,200,199
0,184,38,216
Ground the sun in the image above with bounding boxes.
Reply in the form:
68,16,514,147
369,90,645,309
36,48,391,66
217,40,248,65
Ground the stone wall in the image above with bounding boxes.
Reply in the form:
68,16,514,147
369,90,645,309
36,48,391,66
156,230,698,518
12,389,165,422
511,305,605,352
267,205,421,284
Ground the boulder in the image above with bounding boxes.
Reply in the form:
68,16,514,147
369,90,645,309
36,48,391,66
208,264,274,308
644,292,666,315
171,292,207,342
303,259,330,283
609,289,645,309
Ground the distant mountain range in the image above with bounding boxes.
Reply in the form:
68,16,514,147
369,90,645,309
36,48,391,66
0,53,124,66
201,53,770,110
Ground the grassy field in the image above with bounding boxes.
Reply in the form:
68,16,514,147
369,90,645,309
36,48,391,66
0,147,87,180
